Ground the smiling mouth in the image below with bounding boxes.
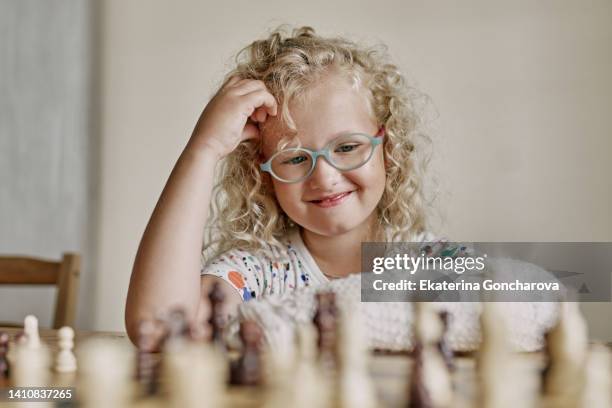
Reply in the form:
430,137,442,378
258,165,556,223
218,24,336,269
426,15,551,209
308,191,354,205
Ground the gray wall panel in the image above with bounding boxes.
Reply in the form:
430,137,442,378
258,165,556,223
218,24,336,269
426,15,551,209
0,0,95,329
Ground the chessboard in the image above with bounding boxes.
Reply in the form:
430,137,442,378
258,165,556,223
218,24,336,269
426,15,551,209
0,325,491,407
0,292,611,407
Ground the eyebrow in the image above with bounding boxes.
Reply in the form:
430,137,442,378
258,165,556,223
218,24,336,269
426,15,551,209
299,129,367,146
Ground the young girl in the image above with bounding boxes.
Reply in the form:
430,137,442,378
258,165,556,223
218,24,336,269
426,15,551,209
125,26,432,343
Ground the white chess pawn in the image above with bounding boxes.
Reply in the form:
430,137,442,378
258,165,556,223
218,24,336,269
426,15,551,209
164,342,226,408
478,302,536,408
13,342,51,387
293,324,332,408
338,308,377,408
24,315,41,349
55,326,77,373
78,338,134,408
542,302,589,408
581,343,612,408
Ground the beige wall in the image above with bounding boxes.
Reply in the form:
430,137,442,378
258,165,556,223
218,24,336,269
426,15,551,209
97,0,612,337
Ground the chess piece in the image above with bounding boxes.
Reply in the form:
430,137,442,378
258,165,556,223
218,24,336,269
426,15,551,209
24,315,41,349
55,326,77,373
0,331,10,378
163,308,191,352
338,307,377,408
164,341,227,408
409,343,434,408
263,316,296,387
12,342,53,408
136,320,160,396
187,317,207,342
581,343,612,408
14,331,27,345
541,302,589,408
313,292,338,370
13,316,49,390
409,303,453,408
5,331,27,368
166,308,190,338
437,311,455,371
478,302,512,408
292,323,332,408
13,341,51,387
262,331,296,408
478,302,536,408
230,320,264,386
208,282,226,346
77,338,134,408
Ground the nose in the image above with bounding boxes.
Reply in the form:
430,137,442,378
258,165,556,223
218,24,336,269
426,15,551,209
307,155,341,190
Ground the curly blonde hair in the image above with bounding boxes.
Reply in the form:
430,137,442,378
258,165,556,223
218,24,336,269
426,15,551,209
204,25,432,260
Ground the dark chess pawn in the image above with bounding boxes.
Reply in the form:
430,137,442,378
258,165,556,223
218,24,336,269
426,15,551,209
313,292,338,368
437,311,455,371
159,308,192,354
136,320,160,396
540,330,553,391
165,308,191,340
187,318,207,342
316,292,338,317
408,343,434,408
230,320,263,386
208,282,226,346
0,331,9,378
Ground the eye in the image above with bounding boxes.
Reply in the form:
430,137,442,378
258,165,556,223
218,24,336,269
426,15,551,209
281,155,308,165
335,143,361,153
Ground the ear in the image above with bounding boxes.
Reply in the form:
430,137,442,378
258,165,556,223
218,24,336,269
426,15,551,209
378,126,389,169
261,171,275,192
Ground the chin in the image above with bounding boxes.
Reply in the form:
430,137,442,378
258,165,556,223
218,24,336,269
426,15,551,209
302,219,366,237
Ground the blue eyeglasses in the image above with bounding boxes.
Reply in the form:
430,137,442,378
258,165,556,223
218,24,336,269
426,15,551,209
260,131,384,183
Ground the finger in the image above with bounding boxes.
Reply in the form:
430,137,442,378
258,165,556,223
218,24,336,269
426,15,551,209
242,120,261,142
256,108,268,123
225,75,242,87
250,107,264,122
244,89,278,117
233,79,268,96
250,106,268,123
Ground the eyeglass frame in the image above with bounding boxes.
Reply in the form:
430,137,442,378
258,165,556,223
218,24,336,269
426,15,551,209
259,128,385,184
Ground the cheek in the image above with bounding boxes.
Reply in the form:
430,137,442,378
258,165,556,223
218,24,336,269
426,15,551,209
351,151,387,188
271,181,302,210
373,151,387,181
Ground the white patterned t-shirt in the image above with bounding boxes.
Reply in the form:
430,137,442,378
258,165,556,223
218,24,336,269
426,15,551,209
200,228,442,302
200,229,329,302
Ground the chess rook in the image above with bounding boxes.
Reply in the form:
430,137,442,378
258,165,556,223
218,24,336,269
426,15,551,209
0,331,10,378
313,292,339,370
136,320,160,396
230,320,264,386
208,282,227,346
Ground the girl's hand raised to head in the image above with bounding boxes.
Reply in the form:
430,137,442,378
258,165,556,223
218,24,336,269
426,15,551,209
189,75,278,160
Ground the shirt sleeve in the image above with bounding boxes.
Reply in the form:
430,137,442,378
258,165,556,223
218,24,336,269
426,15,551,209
200,249,267,302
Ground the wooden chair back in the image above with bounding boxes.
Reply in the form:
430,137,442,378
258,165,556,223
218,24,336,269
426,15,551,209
0,253,80,329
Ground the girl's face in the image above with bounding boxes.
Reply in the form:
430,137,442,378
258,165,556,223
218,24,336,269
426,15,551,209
261,73,386,238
